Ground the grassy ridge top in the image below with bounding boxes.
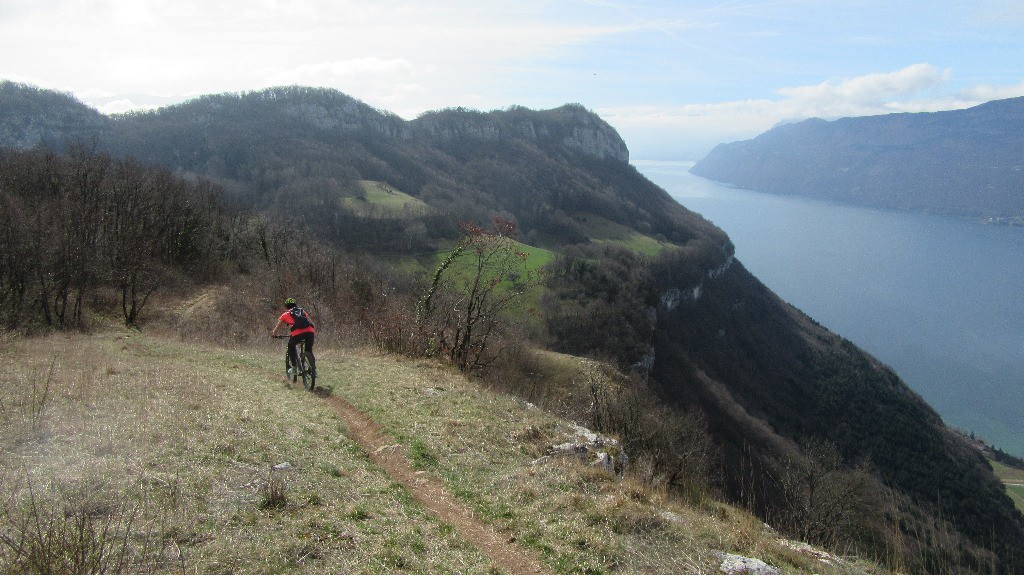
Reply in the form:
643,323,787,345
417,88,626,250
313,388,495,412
0,329,884,574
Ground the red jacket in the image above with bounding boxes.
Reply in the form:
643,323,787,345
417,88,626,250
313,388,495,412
279,308,315,336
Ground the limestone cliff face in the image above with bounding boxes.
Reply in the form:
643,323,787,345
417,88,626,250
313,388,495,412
411,104,629,162
553,104,630,161
284,98,367,133
561,122,629,161
284,98,410,139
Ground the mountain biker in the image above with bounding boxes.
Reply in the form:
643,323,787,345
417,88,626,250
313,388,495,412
270,297,317,382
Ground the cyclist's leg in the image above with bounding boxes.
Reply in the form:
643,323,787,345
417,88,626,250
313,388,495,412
303,332,317,377
287,336,301,372
297,340,310,389
293,334,315,390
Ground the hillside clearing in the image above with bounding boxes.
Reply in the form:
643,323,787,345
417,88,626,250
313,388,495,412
1007,484,1024,512
991,460,1024,511
1,330,885,574
576,213,673,257
341,180,430,215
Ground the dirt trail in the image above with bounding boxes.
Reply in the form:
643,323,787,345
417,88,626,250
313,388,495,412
323,393,553,575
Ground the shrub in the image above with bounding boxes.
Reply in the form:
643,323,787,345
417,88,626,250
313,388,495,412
0,478,169,575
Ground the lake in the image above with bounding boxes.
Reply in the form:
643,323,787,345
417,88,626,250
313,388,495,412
636,160,1024,457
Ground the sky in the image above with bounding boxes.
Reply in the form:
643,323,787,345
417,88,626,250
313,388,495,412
3,0,1024,159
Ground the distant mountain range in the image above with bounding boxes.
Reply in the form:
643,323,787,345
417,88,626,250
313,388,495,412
690,97,1024,220
3,80,1023,573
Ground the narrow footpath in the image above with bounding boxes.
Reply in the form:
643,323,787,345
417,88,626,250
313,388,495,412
323,393,554,575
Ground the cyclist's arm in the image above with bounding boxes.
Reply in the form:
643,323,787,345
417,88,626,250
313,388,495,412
270,319,288,337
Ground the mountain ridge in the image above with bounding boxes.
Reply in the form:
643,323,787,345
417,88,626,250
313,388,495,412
689,97,1024,219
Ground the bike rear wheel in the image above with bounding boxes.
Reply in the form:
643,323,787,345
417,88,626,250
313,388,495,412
298,344,311,390
305,351,316,390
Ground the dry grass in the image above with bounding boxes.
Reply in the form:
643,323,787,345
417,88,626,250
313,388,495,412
332,349,890,575
1,329,890,574
0,331,492,574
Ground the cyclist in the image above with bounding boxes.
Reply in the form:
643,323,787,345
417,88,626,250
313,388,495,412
270,297,317,383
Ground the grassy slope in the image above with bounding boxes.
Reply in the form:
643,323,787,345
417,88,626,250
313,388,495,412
0,330,887,575
342,180,431,214
1008,485,1024,512
575,213,674,257
1,331,487,574
990,460,1024,512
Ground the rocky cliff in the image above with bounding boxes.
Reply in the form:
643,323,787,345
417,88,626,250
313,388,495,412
411,103,629,162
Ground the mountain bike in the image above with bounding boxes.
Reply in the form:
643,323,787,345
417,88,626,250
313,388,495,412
273,335,315,391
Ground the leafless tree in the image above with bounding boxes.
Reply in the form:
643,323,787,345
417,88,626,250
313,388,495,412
418,217,543,372
776,438,883,549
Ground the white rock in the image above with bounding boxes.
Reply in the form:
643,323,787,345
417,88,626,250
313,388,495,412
718,553,780,575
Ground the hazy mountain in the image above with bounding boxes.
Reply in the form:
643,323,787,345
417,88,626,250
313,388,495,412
690,97,1024,219
2,80,1023,573
0,82,112,149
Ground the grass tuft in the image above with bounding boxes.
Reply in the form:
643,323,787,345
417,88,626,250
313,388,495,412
408,438,439,470
258,472,289,510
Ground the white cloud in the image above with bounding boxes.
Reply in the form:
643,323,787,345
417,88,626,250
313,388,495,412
602,100,786,160
2,0,635,115
775,64,953,116
97,99,153,115
957,81,1024,103
604,64,1007,160
6,2,1024,160
258,58,425,114
261,58,417,90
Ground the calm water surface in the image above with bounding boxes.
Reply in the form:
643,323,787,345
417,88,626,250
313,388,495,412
636,160,1024,456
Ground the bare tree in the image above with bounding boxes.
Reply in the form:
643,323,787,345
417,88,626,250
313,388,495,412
105,159,164,327
776,438,883,549
418,217,543,372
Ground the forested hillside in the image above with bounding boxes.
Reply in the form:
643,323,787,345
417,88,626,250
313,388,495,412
690,97,1024,220
2,80,1023,574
